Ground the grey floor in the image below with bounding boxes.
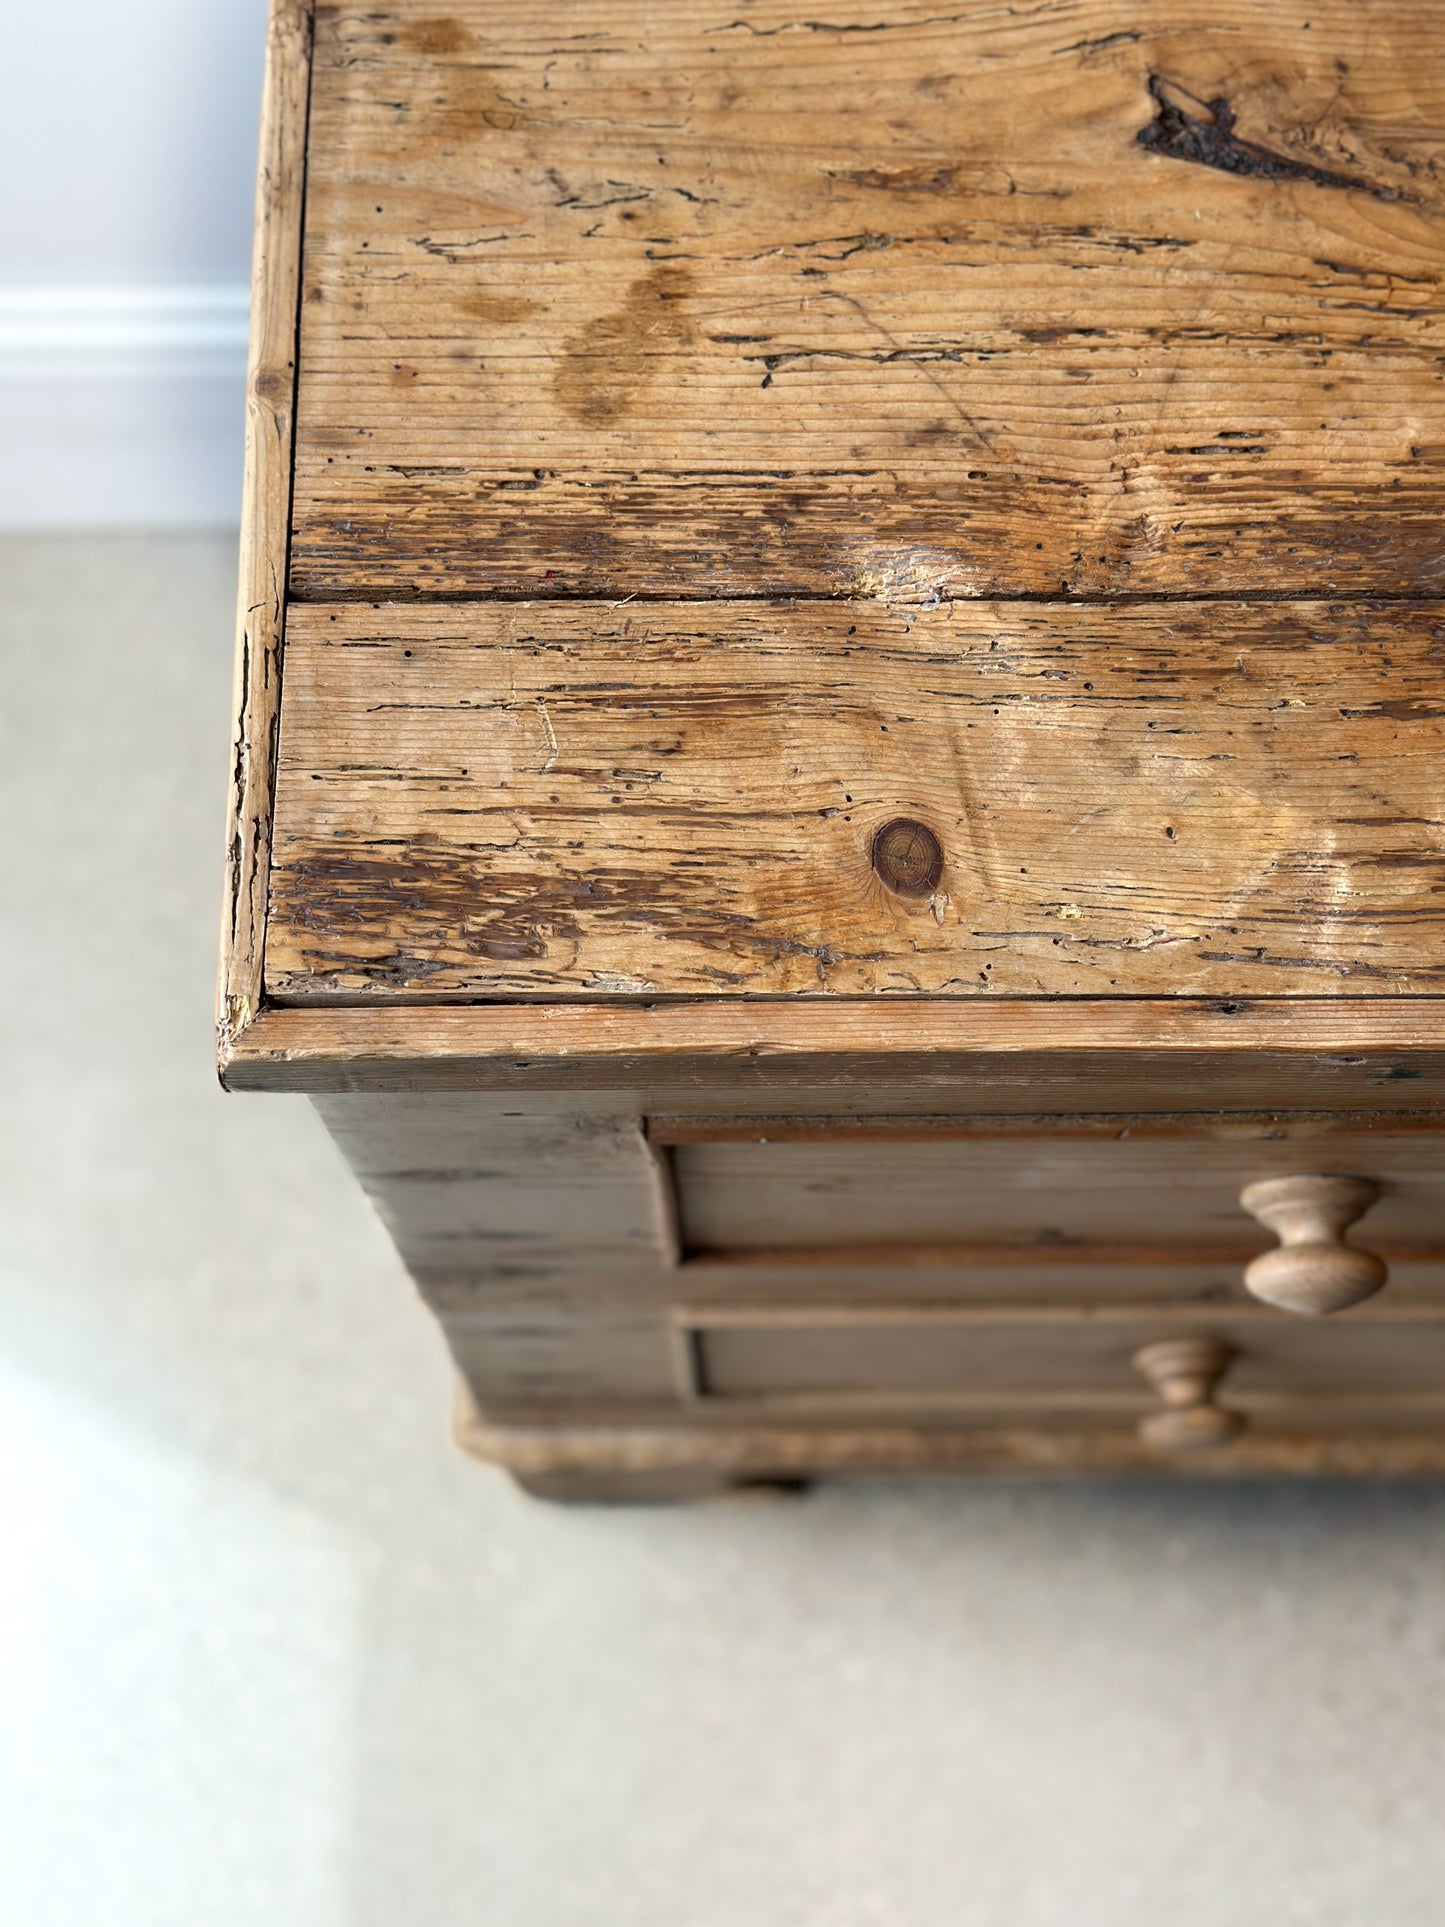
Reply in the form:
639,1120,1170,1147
4,534,1445,1926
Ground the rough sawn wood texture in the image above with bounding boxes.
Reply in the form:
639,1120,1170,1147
290,0,1445,600
267,597,1445,1000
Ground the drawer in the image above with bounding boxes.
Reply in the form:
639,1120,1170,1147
659,1117,1445,1262
680,1304,1445,1436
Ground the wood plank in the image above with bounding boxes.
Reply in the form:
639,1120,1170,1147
266,598,1445,999
686,1309,1445,1402
291,0,1445,599
446,1312,679,1408
312,1092,672,1277
308,1096,700,1340
684,1241,1445,1268
422,1262,1445,1316
459,1412,1445,1479
676,1298,1445,1328
649,1109,1445,1142
221,998,1445,1097
220,0,314,1051
671,1129,1445,1253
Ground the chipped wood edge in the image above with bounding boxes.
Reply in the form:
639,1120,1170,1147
220,998,1445,1092
218,0,315,1072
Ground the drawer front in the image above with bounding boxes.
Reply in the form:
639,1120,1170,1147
682,1306,1445,1427
667,1123,1445,1261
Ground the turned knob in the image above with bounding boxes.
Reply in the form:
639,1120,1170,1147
1134,1336,1245,1450
1240,1174,1385,1316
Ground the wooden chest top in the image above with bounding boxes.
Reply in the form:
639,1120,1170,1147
222,0,1445,1089
293,0,1445,601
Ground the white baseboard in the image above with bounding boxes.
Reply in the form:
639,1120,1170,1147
0,285,251,527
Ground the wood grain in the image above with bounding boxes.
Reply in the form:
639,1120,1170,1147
648,1110,1445,1142
670,1129,1445,1255
290,0,1445,600
683,1308,1445,1405
459,1411,1445,1481
221,998,1445,1097
426,1261,1445,1316
266,597,1445,999
312,1092,667,1278
439,1289,1445,1422
219,0,314,1050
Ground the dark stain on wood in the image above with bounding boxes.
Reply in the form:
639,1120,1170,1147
831,164,961,195
290,474,1445,602
1137,75,1395,200
381,13,528,130
457,291,536,324
552,265,696,427
398,17,472,56
271,844,868,990
1339,698,1445,722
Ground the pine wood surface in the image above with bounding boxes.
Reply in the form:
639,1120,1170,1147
265,597,1445,1000
671,1128,1445,1254
220,0,314,1051
290,0,1445,601
305,1078,1445,1472
441,1295,1445,1423
648,1110,1445,1141
684,1309,1445,1405
459,1413,1445,1483
223,998,1445,1095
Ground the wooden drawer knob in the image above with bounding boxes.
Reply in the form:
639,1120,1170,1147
1134,1336,1244,1450
1240,1174,1386,1316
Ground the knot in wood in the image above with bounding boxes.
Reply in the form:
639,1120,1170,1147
870,818,944,898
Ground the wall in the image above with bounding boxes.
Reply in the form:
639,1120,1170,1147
0,2,267,524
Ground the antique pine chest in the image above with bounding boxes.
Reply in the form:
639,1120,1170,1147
222,0,1445,1497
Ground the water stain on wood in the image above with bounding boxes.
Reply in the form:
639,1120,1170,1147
398,18,472,57
295,3,1445,600
833,164,961,195
392,15,525,129
458,291,536,324
552,265,696,426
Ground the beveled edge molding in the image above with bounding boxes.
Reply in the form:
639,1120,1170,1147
220,997,1445,1092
